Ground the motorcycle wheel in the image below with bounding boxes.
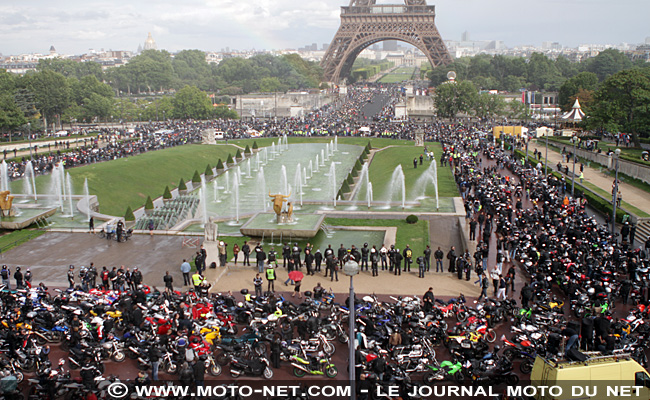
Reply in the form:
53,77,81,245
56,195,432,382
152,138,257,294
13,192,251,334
216,353,229,366
326,366,338,378
51,331,64,343
338,333,349,344
503,348,518,360
293,367,306,377
520,360,534,374
209,363,222,376
255,342,268,356
457,311,468,322
166,362,178,375
263,367,273,379
423,371,440,384
14,370,24,384
454,371,465,383
485,329,497,343
506,373,519,385
126,350,139,359
68,359,79,370
112,351,126,363
323,342,335,356
229,325,239,335
35,335,49,346
230,368,239,378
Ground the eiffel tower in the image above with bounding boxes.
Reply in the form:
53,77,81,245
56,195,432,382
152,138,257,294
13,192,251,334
321,0,452,83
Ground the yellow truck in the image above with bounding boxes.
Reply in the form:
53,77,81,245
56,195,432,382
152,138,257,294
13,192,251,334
529,353,650,400
493,126,528,139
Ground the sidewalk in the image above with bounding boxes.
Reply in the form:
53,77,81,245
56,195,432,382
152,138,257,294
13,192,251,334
532,141,650,218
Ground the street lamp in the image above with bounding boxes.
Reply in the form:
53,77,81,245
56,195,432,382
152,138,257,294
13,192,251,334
571,135,578,196
544,128,549,178
611,148,621,238
343,258,360,400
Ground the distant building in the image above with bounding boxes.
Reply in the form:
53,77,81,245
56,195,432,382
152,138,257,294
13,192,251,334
143,32,157,51
461,31,470,42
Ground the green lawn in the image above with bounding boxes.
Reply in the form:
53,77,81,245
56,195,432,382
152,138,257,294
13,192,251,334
378,67,418,83
21,144,241,217
0,229,45,253
325,218,430,257
364,143,458,201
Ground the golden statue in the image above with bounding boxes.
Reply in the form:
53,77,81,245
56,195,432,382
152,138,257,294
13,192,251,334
287,202,294,220
269,192,291,216
0,191,15,215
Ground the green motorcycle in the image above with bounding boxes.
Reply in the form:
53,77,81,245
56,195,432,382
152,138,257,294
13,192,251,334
423,360,465,384
291,354,338,378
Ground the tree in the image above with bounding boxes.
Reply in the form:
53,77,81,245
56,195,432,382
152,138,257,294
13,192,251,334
226,154,234,165
252,141,259,150
0,94,27,133
214,105,238,119
172,85,212,119
205,164,213,177
526,53,564,90
144,196,154,210
20,70,70,131
589,69,650,144
558,72,599,111
585,49,632,82
235,149,242,159
124,206,135,221
172,49,211,90
434,80,478,119
216,159,224,170
474,93,506,119
178,178,187,191
244,145,251,154
191,170,201,183
163,186,172,200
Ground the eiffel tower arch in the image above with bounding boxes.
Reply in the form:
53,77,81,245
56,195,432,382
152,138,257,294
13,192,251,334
321,0,452,84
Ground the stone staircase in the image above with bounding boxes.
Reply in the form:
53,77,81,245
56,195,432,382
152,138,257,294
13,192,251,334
635,219,650,247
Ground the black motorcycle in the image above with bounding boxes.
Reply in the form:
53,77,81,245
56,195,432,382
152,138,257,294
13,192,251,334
228,355,273,379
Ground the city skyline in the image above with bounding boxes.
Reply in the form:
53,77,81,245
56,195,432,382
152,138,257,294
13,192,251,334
1,0,648,55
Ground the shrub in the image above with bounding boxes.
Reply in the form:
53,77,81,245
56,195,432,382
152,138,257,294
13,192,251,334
406,215,419,224
163,186,172,200
124,206,135,221
354,159,363,171
178,178,187,191
244,145,252,154
252,141,259,150
340,181,351,193
192,170,201,183
144,196,154,210
226,154,234,165
205,164,214,177
366,141,372,150
236,149,242,159
347,174,354,185
216,159,224,170
351,167,359,178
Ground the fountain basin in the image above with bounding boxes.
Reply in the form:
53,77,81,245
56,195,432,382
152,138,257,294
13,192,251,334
0,207,57,230
240,212,325,239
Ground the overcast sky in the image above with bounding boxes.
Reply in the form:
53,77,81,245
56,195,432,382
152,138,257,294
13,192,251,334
1,0,648,56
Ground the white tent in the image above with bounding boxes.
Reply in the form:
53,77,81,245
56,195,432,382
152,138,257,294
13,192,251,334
562,98,586,122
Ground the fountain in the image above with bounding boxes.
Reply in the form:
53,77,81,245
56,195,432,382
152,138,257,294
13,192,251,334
315,155,320,172
293,164,303,207
224,170,231,193
236,165,243,185
283,134,289,151
271,143,276,157
322,149,327,163
232,174,240,223
367,182,373,209
257,167,267,211
23,161,37,201
200,176,208,225
303,167,308,186
246,158,252,178
334,136,338,152
329,140,335,156
47,164,65,211
0,161,9,192
308,160,313,178
65,172,74,217
212,179,221,203
255,152,261,171
326,143,330,160
413,160,439,210
280,165,289,195
385,165,406,209
83,178,91,220
329,162,337,208
263,147,268,164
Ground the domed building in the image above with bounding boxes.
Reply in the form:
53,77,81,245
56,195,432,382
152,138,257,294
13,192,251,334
143,32,157,51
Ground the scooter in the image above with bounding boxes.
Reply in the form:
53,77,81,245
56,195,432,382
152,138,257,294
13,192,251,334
291,354,337,378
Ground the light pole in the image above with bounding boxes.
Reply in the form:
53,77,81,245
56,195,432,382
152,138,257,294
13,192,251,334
571,135,578,196
544,128,549,178
611,148,621,238
343,259,359,400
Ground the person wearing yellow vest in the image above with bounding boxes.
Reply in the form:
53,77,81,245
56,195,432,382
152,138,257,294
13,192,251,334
192,271,205,292
265,264,276,294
